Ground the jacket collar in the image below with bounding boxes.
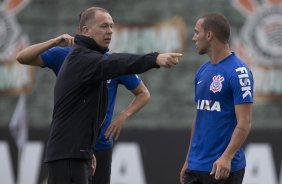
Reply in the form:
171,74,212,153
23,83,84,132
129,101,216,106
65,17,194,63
74,34,109,54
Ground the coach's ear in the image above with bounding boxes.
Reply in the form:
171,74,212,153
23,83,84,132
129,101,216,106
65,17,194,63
80,26,91,36
76,26,81,34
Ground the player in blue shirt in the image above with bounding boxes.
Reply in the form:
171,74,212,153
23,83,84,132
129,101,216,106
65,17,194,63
17,34,151,184
180,13,253,184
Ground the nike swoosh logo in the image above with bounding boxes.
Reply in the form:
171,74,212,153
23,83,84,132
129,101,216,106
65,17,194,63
197,81,203,84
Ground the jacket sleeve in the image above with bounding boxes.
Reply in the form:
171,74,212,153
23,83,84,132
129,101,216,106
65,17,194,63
79,52,159,84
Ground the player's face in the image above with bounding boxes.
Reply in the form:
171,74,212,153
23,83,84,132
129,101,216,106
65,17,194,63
86,11,114,50
192,18,210,55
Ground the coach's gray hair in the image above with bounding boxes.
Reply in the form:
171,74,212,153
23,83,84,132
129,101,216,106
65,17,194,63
79,7,109,32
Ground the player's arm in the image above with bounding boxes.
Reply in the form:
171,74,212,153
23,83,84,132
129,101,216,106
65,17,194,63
16,34,74,66
210,103,252,180
104,81,150,140
180,116,196,184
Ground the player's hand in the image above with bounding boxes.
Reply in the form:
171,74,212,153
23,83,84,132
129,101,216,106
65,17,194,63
156,53,183,68
104,113,127,140
180,163,187,184
91,154,96,176
52,34,74,47
210,156,231,180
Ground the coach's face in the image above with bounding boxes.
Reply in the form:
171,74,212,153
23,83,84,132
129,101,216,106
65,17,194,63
87,11,114,50
192,18,210,55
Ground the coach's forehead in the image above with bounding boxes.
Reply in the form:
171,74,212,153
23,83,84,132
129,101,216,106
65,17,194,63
94,11,114,24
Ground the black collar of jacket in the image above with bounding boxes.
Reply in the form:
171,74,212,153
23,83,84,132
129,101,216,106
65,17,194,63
74,34,109,54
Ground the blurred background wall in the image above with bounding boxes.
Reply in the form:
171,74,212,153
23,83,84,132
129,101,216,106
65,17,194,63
1,0,282,183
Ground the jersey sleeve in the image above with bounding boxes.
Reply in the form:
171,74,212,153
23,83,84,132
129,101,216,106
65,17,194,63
40,47,70,75
230,67,254,105
118,74,142,90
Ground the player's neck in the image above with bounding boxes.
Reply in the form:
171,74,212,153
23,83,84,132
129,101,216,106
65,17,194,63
208,43,231,64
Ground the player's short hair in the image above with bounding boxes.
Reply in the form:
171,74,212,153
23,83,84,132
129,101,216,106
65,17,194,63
201,13,230,43
78,7,109,32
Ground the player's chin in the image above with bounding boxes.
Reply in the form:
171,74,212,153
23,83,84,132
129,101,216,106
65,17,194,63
198,48,207,55
194,46,201,53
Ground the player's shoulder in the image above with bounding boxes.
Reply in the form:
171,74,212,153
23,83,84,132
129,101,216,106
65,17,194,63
227,54,252,76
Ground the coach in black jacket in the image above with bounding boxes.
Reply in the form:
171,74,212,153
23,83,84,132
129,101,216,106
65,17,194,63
45,7,182,184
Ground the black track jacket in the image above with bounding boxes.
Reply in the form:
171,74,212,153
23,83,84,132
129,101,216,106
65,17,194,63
45,35,159,162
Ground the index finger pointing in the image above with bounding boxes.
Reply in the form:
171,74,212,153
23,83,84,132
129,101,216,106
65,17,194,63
170,53,183,58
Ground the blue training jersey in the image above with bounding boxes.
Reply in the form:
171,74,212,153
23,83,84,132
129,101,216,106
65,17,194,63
41,47,141,151
188,53,254,172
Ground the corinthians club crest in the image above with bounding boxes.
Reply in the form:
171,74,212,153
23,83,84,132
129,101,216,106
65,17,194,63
210,75,224,93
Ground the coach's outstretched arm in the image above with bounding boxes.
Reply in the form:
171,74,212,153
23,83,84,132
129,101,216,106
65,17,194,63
16,34,74,66
80,51,183,83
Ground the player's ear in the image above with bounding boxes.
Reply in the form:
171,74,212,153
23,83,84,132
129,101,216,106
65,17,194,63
206,31,213,41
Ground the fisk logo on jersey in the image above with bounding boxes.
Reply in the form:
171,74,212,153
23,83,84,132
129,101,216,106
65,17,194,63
235,67,252,99
210,75,224,93
197,100,221,112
